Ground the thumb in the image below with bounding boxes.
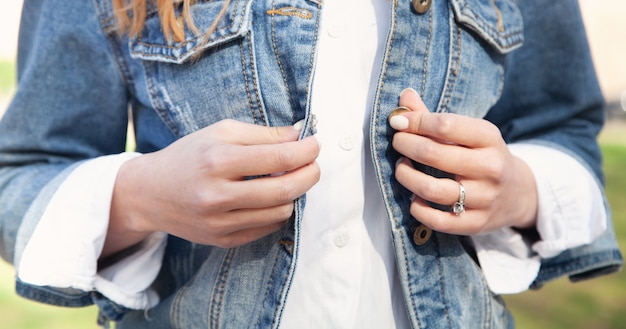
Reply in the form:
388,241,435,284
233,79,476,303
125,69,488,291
389,88,429,130
399,87,429,113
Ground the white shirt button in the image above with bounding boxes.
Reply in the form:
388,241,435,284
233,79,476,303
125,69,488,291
327,24,345,38
333,231,350,247
338,132,355,150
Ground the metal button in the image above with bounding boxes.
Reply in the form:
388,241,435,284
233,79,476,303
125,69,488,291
388,106,411,124
412,0,432,14
413,224,432,245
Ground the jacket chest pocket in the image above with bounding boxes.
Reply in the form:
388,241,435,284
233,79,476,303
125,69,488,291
129,0,265,138
439,0,524,118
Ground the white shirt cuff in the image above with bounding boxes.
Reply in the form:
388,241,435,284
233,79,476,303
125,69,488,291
471,143,607,294
17,152,167,309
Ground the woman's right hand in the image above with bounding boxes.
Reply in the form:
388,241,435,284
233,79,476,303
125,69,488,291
103,119,320,257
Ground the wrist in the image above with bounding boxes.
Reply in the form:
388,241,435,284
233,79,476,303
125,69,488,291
103,155,154,258
511,156,538,229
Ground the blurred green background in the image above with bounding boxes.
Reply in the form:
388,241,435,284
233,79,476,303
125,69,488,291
0,0,625,327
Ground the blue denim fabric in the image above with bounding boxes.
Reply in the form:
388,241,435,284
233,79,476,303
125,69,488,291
1,0,622,328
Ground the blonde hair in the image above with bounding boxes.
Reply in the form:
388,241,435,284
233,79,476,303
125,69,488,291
112,0,230,43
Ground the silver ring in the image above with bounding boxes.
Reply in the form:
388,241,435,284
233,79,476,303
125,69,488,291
453,182,465,216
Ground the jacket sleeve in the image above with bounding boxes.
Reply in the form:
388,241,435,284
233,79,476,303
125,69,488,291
484,0,622,286
0,0,129,266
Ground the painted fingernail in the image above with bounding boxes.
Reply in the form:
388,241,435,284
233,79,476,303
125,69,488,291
389,115,409,130
400,87,419,97
293,119,305,131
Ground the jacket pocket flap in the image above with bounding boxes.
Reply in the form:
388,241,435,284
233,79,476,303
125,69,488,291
130,0,252,64
449,0,524,53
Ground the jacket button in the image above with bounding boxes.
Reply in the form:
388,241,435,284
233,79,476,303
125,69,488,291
412,0,432,14
388,106,411,125
389,106,411,118
413,224,432,245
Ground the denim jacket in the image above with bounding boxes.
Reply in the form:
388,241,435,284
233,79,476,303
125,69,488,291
0,0,622,328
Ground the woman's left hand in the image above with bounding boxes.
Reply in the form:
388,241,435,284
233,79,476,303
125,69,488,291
390,88,538,235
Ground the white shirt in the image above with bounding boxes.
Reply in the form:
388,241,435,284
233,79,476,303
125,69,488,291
18,0,607,327
282,0,409,327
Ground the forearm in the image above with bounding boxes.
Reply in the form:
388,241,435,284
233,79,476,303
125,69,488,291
16,153,166,310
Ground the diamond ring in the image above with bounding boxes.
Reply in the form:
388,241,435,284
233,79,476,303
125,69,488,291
452,182,465,216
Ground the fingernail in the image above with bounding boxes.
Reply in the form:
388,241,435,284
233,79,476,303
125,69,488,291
389,115,409,130
293,120,305,131
400,87,419,97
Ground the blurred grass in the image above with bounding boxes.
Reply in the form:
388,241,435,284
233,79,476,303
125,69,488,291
0,60,624,328
0,60,16,94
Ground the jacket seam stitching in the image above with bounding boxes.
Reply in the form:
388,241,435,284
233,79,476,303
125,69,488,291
94,0,135,89
434,234,452,328
438,18,461,113
143,61,181,137
458,1,522,42
483,263,492,329
256,245,282,328
240,32,260,124
247,29,268,125
304,1,322,120
374,1,421,328
268,0,296,114
209,249,235,329
420,8,433,97
135,0,241,49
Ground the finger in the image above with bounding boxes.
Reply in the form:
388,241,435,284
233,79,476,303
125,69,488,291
390,88,500,148
206,136,320,178
395,157,464,206
389,88,428,130
208,119,305,145
399,88,429,113
391,110,501,149
208,220,288,249
206,203,294,236
392,132,483,177
395,157,491,210
409,196,487,235
230,161,321,209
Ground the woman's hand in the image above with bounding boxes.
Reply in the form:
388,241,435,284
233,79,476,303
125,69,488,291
104,119,320,257
390,88,538,235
